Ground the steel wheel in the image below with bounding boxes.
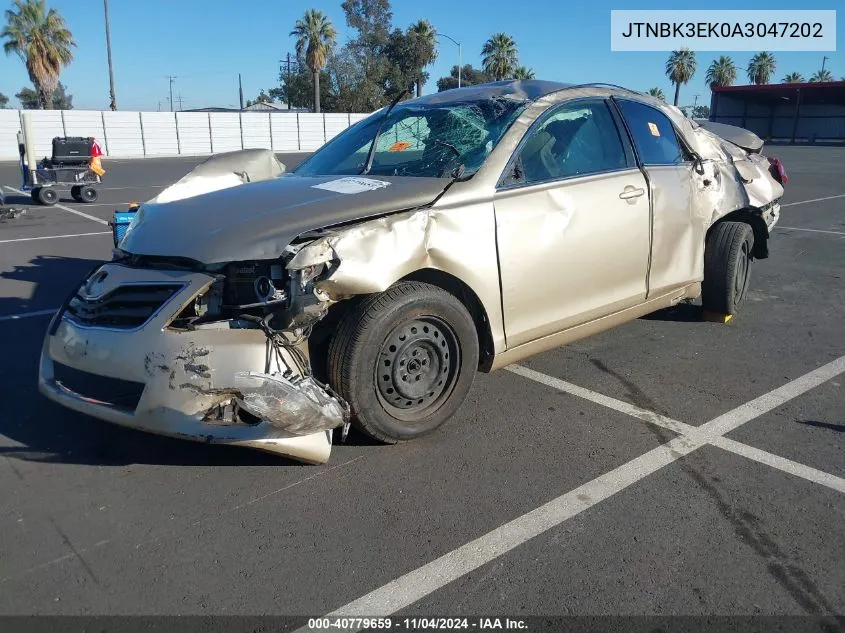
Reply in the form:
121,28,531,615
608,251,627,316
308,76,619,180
376,317,460,422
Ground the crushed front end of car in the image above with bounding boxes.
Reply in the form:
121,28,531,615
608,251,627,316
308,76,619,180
38,253,350,464
38,147,458,464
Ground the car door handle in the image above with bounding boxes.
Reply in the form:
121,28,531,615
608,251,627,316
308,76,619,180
619,186,645,200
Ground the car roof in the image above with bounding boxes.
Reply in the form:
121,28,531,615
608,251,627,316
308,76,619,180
412,80,575,106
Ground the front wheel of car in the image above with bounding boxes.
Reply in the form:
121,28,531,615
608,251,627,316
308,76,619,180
327,281,479,444
702,221,754,315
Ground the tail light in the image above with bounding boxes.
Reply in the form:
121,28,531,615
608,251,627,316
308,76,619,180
767,156,788,185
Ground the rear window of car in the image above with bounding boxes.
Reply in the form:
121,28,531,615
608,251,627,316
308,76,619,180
616,99,686,166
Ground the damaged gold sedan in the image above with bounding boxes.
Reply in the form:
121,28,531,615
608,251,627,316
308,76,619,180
38,81,787,463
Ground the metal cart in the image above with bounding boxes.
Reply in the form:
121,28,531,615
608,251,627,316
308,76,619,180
19,136,102,206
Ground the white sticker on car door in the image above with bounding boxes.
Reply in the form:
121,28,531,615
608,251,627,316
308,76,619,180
312,177,391,194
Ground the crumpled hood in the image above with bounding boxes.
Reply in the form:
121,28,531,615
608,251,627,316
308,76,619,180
119,174,449,264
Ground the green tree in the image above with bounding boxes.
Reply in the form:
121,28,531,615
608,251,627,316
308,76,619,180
253,89,272,103
407,19,437,97
15,85,38,108
51,79,71,108
341,0,394,111
705,55,736,87
2,0,75,109
436,64,490,92
647,87,666,101
809,69,834,82
692,104,710,119
747,52,776,85
513,66,534,80
481,32,518,80
0,92,8,108
665,48,696,106
782,72,804,83
383,28,424,100
290,9,336,113
16,81,69,108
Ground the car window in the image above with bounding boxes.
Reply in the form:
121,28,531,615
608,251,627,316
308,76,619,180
516,100,629,184
295,97,529,178
615,99,685,166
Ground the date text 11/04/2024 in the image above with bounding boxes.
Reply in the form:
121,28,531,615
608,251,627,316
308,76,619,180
307,617,529,630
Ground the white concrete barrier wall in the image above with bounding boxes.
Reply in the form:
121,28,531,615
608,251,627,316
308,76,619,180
0,109,372,160
241,113,272,150
270,113,299,151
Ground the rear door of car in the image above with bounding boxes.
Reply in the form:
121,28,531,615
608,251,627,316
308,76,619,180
613,98,705,297
493,98,651,348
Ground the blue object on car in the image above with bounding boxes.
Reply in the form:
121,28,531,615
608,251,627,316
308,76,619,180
112,208,139,247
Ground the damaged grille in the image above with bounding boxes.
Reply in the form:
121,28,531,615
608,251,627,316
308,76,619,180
53,362,145,411
64,283,183,329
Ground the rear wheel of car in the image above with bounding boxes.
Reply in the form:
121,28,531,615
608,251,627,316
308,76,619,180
702,221,754,315
327,281,479,444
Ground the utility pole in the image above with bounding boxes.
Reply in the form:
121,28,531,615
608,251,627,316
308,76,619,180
176,94,184,111
279,53,298,109
238,73,244,110
103,0,117,110
821,56,829,74
157,101,161,112
167,75,177,112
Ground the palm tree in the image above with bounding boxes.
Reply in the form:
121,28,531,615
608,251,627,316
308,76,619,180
665,48,696,106
809,69,834,83
290,9,336,113
705,56,736,88
747,52,776,85
782,72,804,83
2,0,75,110
481,33,518,80
407,19,437,98
647,87,666,101
512,66,535,80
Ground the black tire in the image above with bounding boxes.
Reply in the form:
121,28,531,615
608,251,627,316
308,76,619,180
702,221,754,315
79,186,98,203
327,281,479,443
37,186,58,205
70,185,83,202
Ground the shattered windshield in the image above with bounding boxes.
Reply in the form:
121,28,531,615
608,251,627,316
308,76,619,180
294,96,529,178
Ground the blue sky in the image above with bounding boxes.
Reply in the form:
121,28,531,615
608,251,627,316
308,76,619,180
0,0,841,111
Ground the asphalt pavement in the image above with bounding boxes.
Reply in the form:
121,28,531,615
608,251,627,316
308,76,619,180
0,147,843,628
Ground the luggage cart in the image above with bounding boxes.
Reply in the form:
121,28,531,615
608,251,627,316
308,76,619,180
20,136,103,206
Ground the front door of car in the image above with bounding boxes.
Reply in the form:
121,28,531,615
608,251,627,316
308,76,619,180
613,98,708,297
493,98,651,349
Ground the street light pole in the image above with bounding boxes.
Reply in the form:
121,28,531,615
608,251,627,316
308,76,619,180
821,56,829,74
438,33,462,88
103,0,117,110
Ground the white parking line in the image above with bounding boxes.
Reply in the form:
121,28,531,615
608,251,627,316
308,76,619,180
300,355,845,628
3,186,109,226
320,437,703,622
505,365,696,436
0,231,110,244
782,193,845,207
776,226,845,236
0,309,56,322
712,437,845,494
